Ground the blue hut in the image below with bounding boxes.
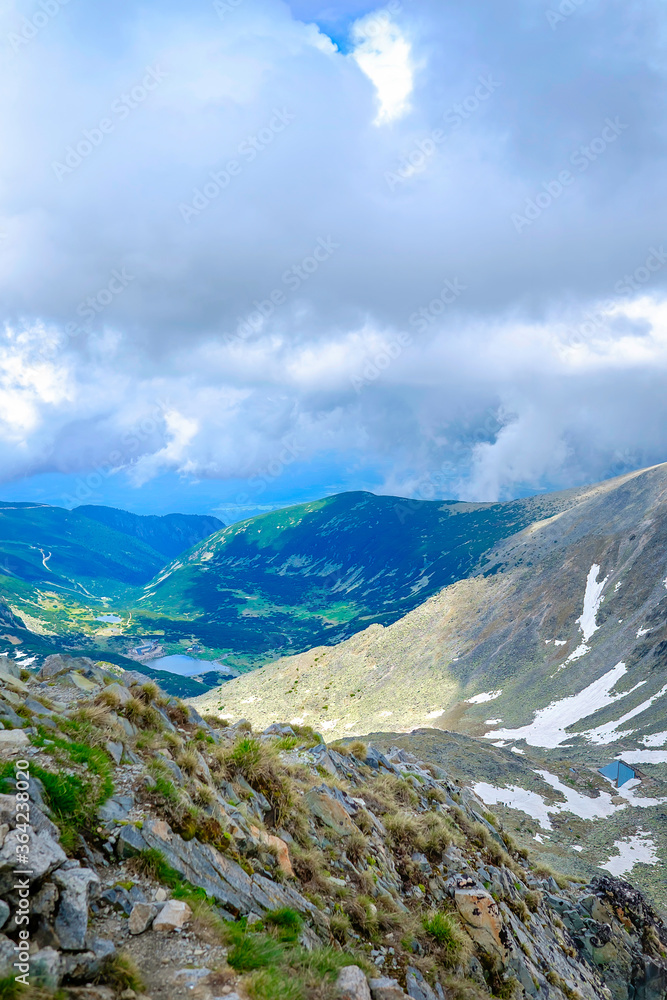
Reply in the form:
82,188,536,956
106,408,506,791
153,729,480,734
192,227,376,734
598,760,635,788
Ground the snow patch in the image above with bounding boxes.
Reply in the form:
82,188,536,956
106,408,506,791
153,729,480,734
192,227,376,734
600,831,659,876
615,749,667,764
636,627,652,638
586,684,667,745
577,563,608,641
642,731,667,747
484,662,639,748
475,766,667,830
468,690,502,704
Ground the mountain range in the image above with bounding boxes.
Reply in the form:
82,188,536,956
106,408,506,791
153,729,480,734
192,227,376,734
2,465,667,907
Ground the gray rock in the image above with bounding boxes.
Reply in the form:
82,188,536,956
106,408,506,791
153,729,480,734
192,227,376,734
0,900,9,930
128,901,158,934
54,866,100,950
263,723,296,737
173,967,212,987
105,740,124,765
100,887,134,916
160,757,184,785
115,824,147,859
153,899,192,931
31,947,63,988
336,965,371,1000
140,816,327,931
33,882,59,920
97,794,134,824
0,933,15,975
406,968,438,1000
62,938,115,982
369,979,408,1000
0,795,67,894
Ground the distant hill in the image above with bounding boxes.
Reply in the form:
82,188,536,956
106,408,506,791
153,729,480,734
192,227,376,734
135,488,586,665
0,501,223,596
74,505,223,561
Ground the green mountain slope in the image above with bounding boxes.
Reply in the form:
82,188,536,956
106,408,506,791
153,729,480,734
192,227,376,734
134,488,585,665
196,462,667,745
0,502,223,595
74,505,223,560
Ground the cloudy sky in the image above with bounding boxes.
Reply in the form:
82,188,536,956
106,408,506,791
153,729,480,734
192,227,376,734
1,0,666,518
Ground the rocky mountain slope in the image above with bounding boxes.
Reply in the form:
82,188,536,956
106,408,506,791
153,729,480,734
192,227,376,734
0,656,665,1000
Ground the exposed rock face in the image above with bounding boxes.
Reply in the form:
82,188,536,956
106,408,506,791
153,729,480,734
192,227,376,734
454,886,508,964
152,900,191,931
336,965,372,1000
53,867,101,950
0,655,664,1000
128,902,158,935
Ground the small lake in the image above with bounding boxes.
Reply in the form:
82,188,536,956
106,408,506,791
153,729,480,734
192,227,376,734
149,654,233,677
97,614,122,623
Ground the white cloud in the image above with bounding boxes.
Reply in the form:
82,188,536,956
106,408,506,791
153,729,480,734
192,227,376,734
351,12,414,124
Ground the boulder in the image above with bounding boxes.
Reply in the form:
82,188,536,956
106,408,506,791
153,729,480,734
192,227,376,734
39,654,94,679
62,938,115,982
128,901,158,935
115,824,147,859
0,795,67,894
31,947,63,988
53,866,101,950
0,729,29,747
369,978,408,1000
405,968,441,1000
455,887,507,964
336,965,371,1000
250,826,295,877
140,816,327,929
0,900,9,930
0,933,15,975
102,682,132,706
0,669,28,693
33,882,60,920
98,794,134,824
67,672,100,693
152,899,192,931
305,787,358,836
105,740,124,765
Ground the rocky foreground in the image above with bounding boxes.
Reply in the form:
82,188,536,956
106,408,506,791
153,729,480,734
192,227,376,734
0,654,665,1000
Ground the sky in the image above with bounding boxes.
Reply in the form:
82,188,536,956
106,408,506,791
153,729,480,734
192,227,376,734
1,0,667,520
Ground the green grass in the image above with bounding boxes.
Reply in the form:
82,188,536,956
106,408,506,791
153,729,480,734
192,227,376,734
130,848,211,905
0,729,114,852
422,911,466,968
221,917,367,1000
